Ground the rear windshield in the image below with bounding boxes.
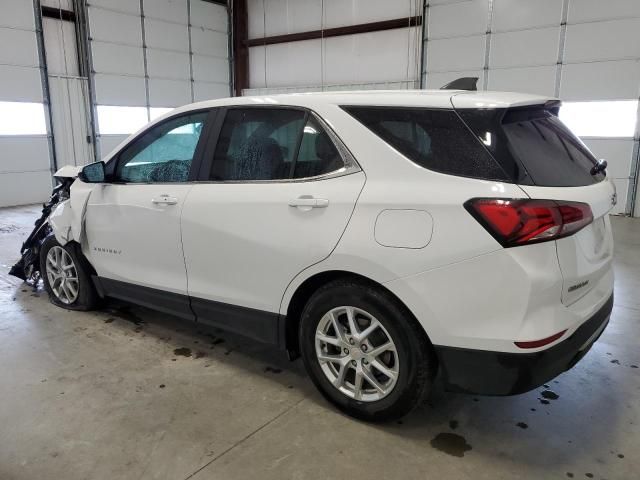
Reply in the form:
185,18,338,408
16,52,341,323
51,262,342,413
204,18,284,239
342,106,509,182
344,105,604,187
458,107,604,187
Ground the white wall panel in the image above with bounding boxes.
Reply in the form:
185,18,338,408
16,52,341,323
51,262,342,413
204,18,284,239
89,0,140,15
191,0,228,31
0,137,50,173
145,19,189,52
191,28,228,57
427,35,486,72
490,27,560,68
0,171,52,207
263,0,322,36
248,45,266,88
428,0,488,39
560,60,640,101
0,27,39,67
192,54,229,83
0,65,44,102
146,49,190,80
43,18,79,76
193,81,230,101
98,135,129,159
93,74,147,106
492,0,562,31
0,0,35,30
264,39,321,87
568,0,640,24
581,139,635,179
323,0,413,29
49,77,93,167
610,178,629,215
488,65,557,96
88,7,142,46
324,28,420,85
148,78,191,107
425,70,485,90
564,18,640,63
247,0,265,38
144,0,188,23
41,0,73,9
91,42,145,76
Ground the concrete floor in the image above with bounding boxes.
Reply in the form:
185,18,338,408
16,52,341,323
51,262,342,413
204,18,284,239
0,205,638,480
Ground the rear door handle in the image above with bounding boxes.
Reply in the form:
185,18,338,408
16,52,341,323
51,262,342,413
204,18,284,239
152,195,178,205
289,196,329,209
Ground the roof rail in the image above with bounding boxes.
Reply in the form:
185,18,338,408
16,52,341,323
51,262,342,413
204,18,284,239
440,77,478,91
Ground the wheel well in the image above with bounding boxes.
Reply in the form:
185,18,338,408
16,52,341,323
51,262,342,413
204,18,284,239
67,240,98,278
283,270,431,358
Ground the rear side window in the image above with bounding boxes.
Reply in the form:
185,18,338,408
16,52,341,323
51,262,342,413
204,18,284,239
293,116,344,179
458,108,604,187
342,106,509,181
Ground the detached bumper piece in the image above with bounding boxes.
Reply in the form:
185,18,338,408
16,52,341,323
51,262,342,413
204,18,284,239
434,294,614,395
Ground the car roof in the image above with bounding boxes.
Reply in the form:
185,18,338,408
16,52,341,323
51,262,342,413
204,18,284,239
174,89,557,113
102,89,558,163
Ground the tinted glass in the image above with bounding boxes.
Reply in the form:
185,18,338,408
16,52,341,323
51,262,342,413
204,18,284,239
458,108,604,187
117,112,207,183
343,106,509,181
293,117,344,178
210,108,305,181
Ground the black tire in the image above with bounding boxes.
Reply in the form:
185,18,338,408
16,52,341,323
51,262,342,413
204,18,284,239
299,278,436,422
40,235,99,311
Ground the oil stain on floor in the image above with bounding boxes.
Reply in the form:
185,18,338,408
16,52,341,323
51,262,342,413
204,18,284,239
541,390,559,401
430,432,472,458
173,347,192,357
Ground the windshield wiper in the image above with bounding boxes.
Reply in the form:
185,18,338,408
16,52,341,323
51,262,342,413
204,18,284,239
590,159,607,176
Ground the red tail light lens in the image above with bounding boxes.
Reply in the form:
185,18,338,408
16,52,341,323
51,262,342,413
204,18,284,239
464,198,593,247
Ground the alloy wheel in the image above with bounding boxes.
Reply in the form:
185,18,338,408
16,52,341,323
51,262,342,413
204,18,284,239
315,306,399,402
45,246,79,305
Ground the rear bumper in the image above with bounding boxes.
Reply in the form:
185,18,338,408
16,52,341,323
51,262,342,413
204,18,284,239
434,293,613,395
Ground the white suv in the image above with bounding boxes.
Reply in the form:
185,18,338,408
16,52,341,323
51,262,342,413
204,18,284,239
39,90,615,421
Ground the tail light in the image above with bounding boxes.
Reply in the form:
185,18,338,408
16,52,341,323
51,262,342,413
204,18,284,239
464,198,593,247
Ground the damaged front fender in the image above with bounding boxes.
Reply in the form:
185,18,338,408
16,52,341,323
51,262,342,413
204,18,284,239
49,180,94,246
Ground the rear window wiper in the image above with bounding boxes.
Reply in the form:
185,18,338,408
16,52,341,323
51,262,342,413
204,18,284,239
590,159,607,176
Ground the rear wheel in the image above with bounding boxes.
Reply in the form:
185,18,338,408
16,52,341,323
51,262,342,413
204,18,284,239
40,236,99,310
299,279,436,422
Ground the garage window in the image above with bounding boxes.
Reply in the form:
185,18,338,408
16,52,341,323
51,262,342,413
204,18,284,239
0,102,47,135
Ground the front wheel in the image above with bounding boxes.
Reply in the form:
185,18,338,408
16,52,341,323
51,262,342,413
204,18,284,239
299,279,436,422
40,236,99,310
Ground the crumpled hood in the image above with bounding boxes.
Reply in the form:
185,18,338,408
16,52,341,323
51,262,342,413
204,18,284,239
53,165,82,179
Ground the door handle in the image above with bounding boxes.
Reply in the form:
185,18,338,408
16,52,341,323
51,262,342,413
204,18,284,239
152,195,178,205
289,196,329,209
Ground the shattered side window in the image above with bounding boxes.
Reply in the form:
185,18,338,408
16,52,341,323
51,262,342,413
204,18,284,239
117,112,208,183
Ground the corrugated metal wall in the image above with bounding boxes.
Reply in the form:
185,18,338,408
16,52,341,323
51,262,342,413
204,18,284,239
0,0,231,207
87,0,231,158
0,0,53,207
243,0,640,216
422,0,640,216
244,0,423,93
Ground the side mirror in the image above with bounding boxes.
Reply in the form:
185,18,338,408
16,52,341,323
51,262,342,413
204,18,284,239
78,161,106,183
